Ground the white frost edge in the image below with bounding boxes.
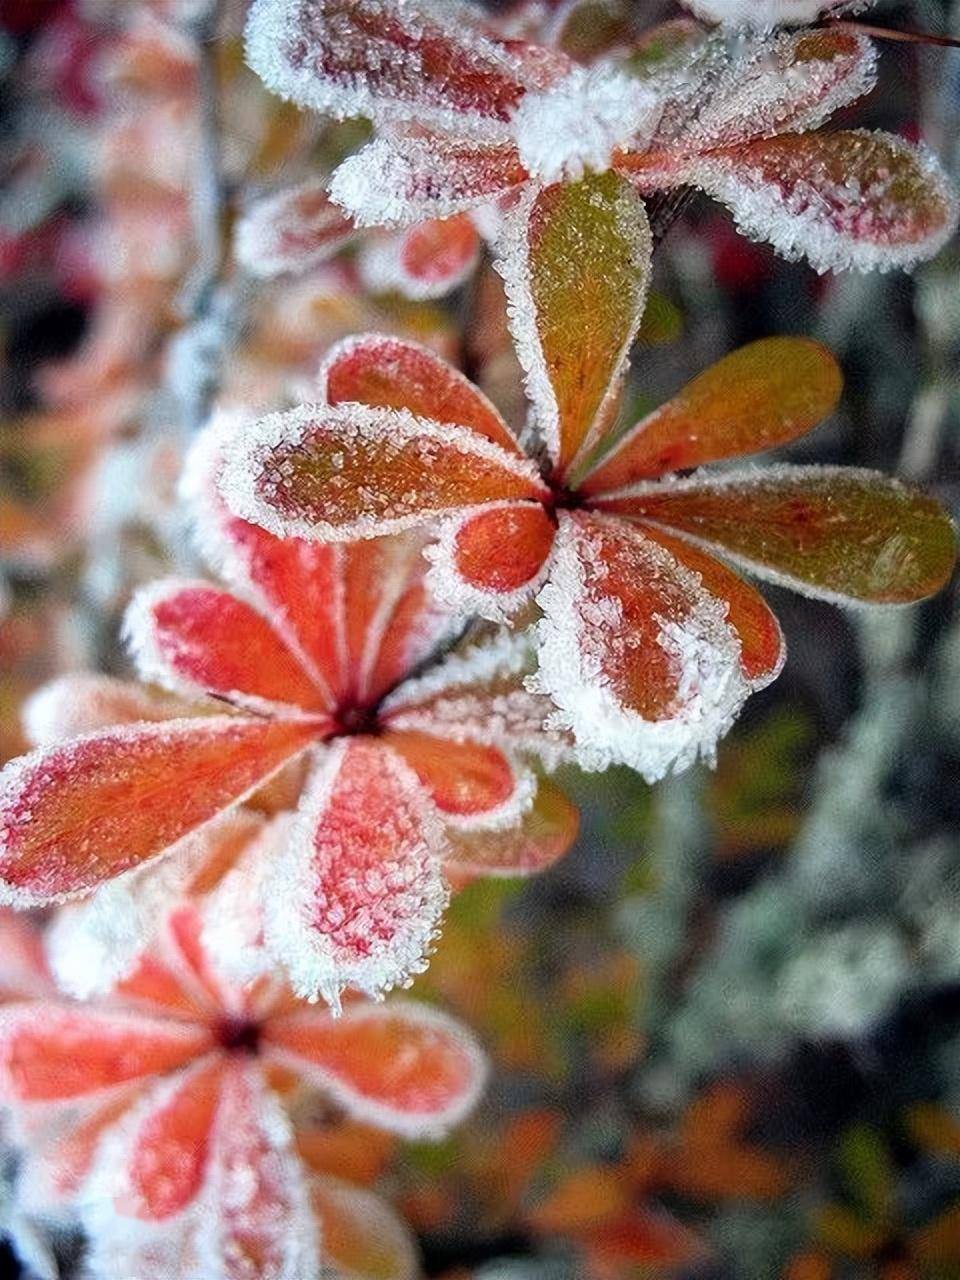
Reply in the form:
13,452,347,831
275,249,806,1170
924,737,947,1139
531,512,750,781
261,742,451,1014
600,462,955,609
493,183,562,466
218,400,544,544
263,997,488,1140
423,505,552,623
244,0,520,141
688,132,959,275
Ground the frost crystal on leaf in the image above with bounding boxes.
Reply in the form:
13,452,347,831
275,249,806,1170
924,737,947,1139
234,178,356,280
510,65,660,183
532,513,750,781
262,741,450,1011
681,0,873,26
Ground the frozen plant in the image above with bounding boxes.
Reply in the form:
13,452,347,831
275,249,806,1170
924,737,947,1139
244,0,957,274
0,906,485,1280
0,413,577,1010
218,171,956,779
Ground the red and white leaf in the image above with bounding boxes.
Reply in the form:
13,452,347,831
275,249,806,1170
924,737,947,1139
0,1005,213,1105
0,716,318,904
425,501,555,621
532,512,749,780
124,578,331,716
79,1061,317,1280
382,631,572,772
636,524,785,689
234,179,356,279
639,130,959,274
182,412,351,704
261,739,449,1009
318,332,521,455
244,0,563,137
495,173,652,473
219,401,547,543
330,134,527,228
185,416,454,714
197,1064,318,1280
628,27,876,159
262,998,487,1137
359,215,481,299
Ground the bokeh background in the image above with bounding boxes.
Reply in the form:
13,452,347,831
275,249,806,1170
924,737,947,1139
2,1,960,1276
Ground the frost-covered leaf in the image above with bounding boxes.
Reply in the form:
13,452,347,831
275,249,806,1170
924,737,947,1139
496,172,651,473
636,524,785,688
261,740,449,1009
625,27,876,156
601,466,958,605
185,414,452,707
124,578,332,716
425,501,555,620
22,674,186,747
382,631,572,771
509,63,661,184
339,536,455,708
262,999,487,1137
80,1059,317,1280
183,413,350,704
234,178,356,279
220,401,547,543
195,1065,317,1280
0,1005,213,1104
443,778,578,883
647,130,960,274
384,730,534,829
244,0,563,137
318,333,521,454
533,512,749,779
311,1176,418,1280
580,337,841,493
330,134,526,228
0,717,317,904
92,1057,225,1220
359,215,481,299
